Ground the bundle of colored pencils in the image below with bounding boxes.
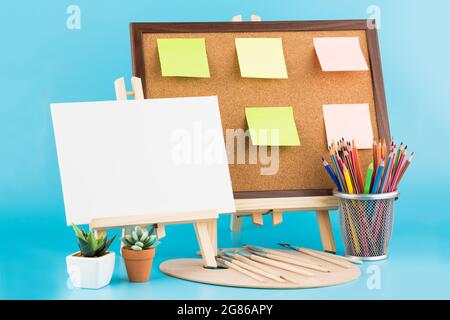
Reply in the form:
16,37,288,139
322,138,413,194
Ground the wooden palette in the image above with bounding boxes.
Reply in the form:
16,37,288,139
160,249,361,289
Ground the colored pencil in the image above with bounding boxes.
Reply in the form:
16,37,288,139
322,158,341,192
379,153,393,193
322,139,413,195
388,148,405,192
377,142,382,169
373,138,378,172
343,164,354,194
371,160,384,194
331,152,347,193
343,151,359,193
364,162,374,194
393,152,413,190
352,140,365,191
395,143,404,167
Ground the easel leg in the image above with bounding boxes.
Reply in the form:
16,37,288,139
271,209,283,225
94,229,106,239
89,224,106,239
207,219,218,256
230,215,242,232
156,224,166,239
316,210,336,253
251,211,264,226
194,221,217,268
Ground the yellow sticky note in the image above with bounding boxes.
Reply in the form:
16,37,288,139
245,107,300,146
235,38,288,79
157,38,210,78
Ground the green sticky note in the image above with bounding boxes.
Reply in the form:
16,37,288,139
245,107,300,146
235,38,288,79
157,38,210,78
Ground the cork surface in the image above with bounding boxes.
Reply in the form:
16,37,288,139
141,30,378,192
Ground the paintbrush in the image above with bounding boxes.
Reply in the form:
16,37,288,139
242,250,314,277
221,252,286,283
244,245,330,272
278,243,362,265
235,251,299,284
196,248,229,257
216,257,266,282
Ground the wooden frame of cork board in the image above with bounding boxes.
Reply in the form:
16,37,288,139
129,20,390,200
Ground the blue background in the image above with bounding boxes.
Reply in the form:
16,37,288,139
1,0,449,299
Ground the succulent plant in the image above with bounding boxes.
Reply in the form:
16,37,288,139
121,226,159,251
72,224,116,257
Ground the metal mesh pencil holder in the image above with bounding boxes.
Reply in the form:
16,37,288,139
333,191,399,261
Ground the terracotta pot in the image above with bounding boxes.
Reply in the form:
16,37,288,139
121,247,155,282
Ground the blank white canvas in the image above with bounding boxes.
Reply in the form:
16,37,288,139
51,96,235,225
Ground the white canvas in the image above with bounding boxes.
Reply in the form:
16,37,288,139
51,96,235,225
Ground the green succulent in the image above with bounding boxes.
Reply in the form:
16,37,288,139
121,226,159,251
72,224,116,257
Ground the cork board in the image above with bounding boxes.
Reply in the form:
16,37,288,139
130,20,390,199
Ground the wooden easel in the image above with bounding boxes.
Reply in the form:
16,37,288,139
90,76,219,268
228,15,337,253
232,197,337,253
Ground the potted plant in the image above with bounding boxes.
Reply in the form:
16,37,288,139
66,224,116,289
121,226,160,282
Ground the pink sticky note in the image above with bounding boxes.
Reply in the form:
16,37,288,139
314,37,369,71
323,104,374,149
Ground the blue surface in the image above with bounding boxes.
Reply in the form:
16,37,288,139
1,0,449,299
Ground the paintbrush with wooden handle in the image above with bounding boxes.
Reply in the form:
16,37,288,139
278,243,362,266
245,245,330,273
242,250,314,277
216,257,266,282
220,252,285,283
233,251,299,284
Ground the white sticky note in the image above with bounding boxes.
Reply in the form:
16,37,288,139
314,37,369,71
51,96,235,225
323,104,374,149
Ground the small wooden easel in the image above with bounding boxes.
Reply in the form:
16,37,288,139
229,14,337,253
90,76,219,268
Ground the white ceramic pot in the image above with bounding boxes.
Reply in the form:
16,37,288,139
66,252,115,289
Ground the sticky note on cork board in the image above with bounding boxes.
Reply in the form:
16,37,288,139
323,104,374,149
157,38,210,77
235,38,288,78
245,106,300,146
314,37,369,72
